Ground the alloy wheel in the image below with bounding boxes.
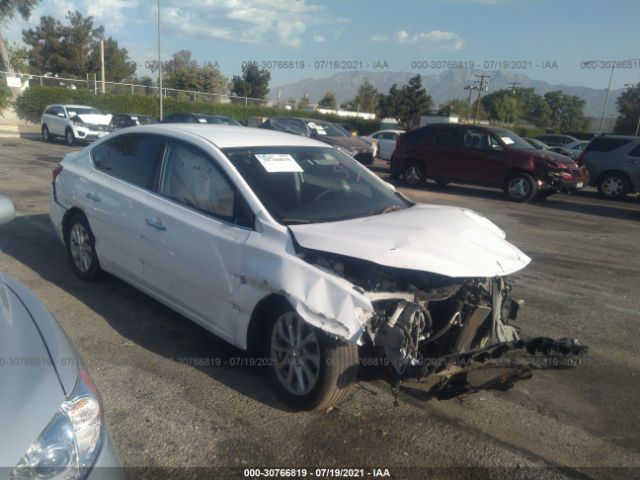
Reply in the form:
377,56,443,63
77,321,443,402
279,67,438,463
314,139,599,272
69,223,93,273
508,178,530,199
404,166,422,184
270,312,321,396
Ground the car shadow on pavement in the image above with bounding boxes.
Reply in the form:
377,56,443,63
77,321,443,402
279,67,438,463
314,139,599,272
0,213,301,411
385,177,640,222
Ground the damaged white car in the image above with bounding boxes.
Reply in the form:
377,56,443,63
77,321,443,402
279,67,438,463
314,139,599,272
50,125,585,410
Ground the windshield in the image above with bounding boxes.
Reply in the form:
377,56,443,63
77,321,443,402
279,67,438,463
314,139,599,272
224,146,411,225
67,107,101,116
306,120,349,137
493,129,535,150
204,115,242,126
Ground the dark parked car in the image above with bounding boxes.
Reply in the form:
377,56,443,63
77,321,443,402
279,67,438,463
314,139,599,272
578,135,640,199
161,112,242,126
535,133,579,147
390,123,589,202
259,117,374,165
0,195,123,479
110,113,157,131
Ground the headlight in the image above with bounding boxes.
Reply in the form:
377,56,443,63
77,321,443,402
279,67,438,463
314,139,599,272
10,369,103,480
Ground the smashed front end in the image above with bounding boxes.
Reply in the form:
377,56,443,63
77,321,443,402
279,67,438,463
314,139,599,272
297,248,586,397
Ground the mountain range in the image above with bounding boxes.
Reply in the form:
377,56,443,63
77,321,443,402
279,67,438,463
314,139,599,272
270,70,623,117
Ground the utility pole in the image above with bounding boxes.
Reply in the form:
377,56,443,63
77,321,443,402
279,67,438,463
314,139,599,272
506,82,521,124
473,74,490,122
464,84,478,123
597,65,615,134
157,0,163,120
100,39,105,94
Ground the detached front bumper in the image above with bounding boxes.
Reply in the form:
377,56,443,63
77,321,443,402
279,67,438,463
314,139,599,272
73,127,110,142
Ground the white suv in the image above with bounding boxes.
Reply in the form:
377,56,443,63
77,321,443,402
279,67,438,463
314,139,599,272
41,104,112,146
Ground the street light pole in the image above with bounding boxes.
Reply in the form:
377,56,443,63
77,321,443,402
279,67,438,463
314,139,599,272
157,0,163,120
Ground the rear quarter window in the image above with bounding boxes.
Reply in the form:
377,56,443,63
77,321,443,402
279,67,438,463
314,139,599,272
586,138,633,152
627,143,640,157
402,127,431,144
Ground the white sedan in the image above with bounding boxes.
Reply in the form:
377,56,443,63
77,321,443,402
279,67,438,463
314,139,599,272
50,124,580,410
361,129,405,161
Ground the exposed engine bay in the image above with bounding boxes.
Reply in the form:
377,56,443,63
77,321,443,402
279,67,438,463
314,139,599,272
300,247,586,397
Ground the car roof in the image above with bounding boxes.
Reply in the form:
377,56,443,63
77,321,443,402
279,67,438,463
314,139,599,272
60,104,98,109
130,124,328,148
596,134,639,140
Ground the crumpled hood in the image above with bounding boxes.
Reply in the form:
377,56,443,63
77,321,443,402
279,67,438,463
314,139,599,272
525,148,576,165
317,136,373,152
289,204,531,278
74,113,112,125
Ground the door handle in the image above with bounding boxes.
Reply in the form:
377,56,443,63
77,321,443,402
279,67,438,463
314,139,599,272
86,192,100,202
145,217,167,231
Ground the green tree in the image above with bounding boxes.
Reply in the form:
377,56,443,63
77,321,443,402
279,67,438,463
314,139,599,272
544,90,589,132
318,91,337,109
0,0,40,72
513,87,551,127
482,90,520,123
352,79,379,112
437,98,467,116
298,94,310,109
230,63,270,99
7,42,29,71
23,10,135,82
402,74,432,128
87,37,135,82
614,83,640,134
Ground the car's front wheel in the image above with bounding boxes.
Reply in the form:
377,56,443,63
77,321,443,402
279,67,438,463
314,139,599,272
267,308,358,410
597,172,630,199
65,128,76,146
504,173,538,202
65,213,102,280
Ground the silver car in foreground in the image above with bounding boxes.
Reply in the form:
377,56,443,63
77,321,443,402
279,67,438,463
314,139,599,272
0,196,123,479
50,125,585,410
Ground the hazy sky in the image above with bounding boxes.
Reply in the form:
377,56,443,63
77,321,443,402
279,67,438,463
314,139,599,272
5,0,640,89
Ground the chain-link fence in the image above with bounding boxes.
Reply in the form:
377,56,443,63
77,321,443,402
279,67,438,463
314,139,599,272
1,71,270,106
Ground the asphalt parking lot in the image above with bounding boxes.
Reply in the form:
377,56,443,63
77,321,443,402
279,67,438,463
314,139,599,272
1,137,639,479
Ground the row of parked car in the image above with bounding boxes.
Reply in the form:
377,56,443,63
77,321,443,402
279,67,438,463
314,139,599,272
40,104,639,202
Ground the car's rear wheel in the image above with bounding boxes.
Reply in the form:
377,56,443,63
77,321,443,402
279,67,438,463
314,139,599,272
597,172,630,199
266,307,358,410
504,173,537,202
402,160,426,186
65,128,76,146
65,213,102,280
42,125,52,142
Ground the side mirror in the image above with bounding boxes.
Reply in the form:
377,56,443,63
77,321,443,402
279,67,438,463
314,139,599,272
0,196,16,226
57,112,66,118
490,144,503,151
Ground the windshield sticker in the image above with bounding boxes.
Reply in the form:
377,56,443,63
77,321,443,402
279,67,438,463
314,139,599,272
255,154,304,173
307,122,327,135
500,137,515,145
197,118,207,123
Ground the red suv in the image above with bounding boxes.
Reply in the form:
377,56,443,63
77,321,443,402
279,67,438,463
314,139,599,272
390,124,589,202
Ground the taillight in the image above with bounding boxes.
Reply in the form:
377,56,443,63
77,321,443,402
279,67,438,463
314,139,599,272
52,163,63,182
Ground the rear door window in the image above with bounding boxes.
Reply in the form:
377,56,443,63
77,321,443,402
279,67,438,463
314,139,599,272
91,134,166,189
433,127,459,147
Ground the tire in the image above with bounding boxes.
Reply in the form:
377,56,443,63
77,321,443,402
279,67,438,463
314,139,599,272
266,306,358,410
597,172,630,200
64,212,102,281
65,128,76,146
402,160,426,186
504,173,538,202
42,125,52,142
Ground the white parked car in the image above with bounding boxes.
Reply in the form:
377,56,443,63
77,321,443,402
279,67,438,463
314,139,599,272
41,104,112,146
50,124,584,410
361,129,405,161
